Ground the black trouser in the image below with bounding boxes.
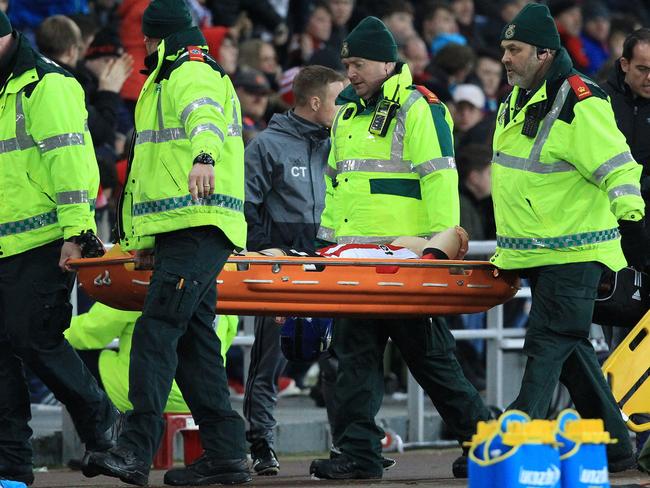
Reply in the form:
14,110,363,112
0,241,115,471
118,227,246,463
331,316,490,471
243,315,287,447
508,262,633,461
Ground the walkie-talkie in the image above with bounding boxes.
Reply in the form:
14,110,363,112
521,102,545,137
369,84,400,137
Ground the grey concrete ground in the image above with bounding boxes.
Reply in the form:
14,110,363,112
31,448,649,487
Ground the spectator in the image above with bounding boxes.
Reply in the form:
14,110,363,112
379,0,415,45
451,83,493,148
581,1,611,76
456,143,494,241
234,67,274,145
35,15,83,71
403,35,430,84
417,1,461,54
202,26,239,75
450,0,485,50
69,13,99,54
431,42,476,89
548,0,589,72
474,49,504,112
288,2,333,67
239,38,281,90
604,28,650,220
76,27,133,235
8,0,88,33
117,0,148,107
243,65,345,476
326,0,354,53
480,0,527,48
596,13,641,83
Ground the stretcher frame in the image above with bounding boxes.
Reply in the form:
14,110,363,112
602,310,650,433
69,253,520,318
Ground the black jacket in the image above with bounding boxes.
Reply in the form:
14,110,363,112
604,60,650,179
244,110,330,251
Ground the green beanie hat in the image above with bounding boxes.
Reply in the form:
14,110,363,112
341,16,397,62
142,0,193,39
0,11,12,36
500,3,561,50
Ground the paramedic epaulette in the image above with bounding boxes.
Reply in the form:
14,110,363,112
415,85,440,104
187,46,205,62
567,74,592,101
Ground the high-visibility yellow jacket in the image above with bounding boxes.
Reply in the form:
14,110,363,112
317,64,459,244
118,27,246,251
491,48,644,271
0,33,98,258
65,302,238,413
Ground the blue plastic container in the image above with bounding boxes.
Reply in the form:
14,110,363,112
556,409,611,488
0,480,28,488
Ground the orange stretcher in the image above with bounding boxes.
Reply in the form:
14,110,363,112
68,248,519,318
602,310,650,433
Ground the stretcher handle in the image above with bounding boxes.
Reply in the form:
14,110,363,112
68,255,500,270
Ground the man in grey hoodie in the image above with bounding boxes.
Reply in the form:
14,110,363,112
243,65,346,475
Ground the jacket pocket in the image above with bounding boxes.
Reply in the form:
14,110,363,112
160,158,182,192
369,178,422,199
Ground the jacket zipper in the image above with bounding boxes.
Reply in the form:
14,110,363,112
115,130,137,241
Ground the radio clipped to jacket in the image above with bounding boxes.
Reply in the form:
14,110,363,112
369,98,400,137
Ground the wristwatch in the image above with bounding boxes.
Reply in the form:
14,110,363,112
194,153,215,166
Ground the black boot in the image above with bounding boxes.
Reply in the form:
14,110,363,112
452,447,469,479
81,410,125,478
608,453,637,473
329,447,395,470
309,455,382,480
250,439,280,475
84,445,149,486
164,455,251,486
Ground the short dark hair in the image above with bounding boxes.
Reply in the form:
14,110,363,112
622,28,650,61
36,15,81,59
456,143,492,182
379,0,415,19
433,43,476,76
293,65,345,107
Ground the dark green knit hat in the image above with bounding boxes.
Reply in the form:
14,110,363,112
0,10,12,37
500,3,561,50
341,16,397,62
142,0,192,39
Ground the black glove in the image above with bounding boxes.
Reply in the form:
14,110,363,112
618,219,648,270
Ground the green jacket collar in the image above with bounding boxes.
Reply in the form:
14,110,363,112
2,33,38,95
144,27,207,82
336,62,413,113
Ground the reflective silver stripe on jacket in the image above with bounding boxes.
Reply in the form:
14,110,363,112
331,89,456,177
136,128,187,144
325,165,337,179
56,190,89,205
494,80,573,173
316,225,335,242
190,123,224,142
336,235,402,245
497,228,619,250
492,152,575,174
0,91,35,154
414,157,456,177
608,184,641,201
227,93,242,136
180,97,225,125
591,151,634,184
37,133,85,153
336,158,412,174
